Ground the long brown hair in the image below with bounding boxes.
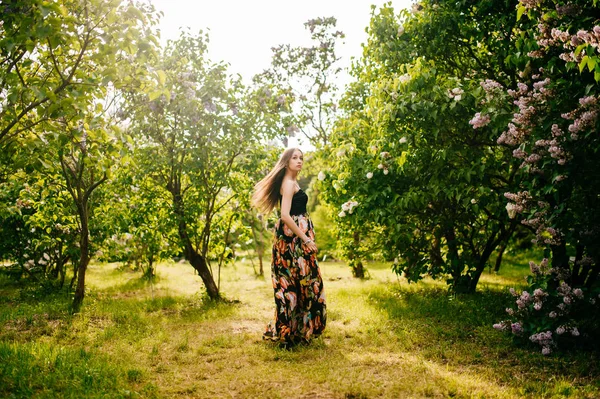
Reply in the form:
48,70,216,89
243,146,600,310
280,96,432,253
252,147,302,215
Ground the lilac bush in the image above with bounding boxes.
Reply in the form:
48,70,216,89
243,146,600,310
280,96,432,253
473,0,600,353
494,258,600,354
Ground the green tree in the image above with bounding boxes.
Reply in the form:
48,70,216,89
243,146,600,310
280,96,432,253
0,0,160,312
321,1,526,291
95,166,177,278
491,0,600,353
0,0,159,145
256,17,345,148
124,30,274,299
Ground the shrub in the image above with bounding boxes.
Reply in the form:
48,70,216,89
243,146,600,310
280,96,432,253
494,258,600,354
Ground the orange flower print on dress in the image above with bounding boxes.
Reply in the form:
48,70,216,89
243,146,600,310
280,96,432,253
263,201,326,347
279,276,289,289
297,257,309,277
285,291,297,310
298,216,309,234
283,223,294,237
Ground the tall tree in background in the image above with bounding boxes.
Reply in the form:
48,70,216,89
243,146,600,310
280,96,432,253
256,17,345,148
124,30,275,299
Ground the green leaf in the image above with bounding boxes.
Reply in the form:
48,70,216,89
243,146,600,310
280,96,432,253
516,5,526,21
574,44,586,57
579,56,589,73
157,70,166,86
148,90,163,101
39,5,51,17
397,151,408,167
40,159,53,170
588,57,597,72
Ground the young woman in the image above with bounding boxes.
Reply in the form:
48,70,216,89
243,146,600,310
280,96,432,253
252,147,326,347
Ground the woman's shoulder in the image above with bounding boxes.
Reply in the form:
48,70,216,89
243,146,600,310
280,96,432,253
280,179,300,196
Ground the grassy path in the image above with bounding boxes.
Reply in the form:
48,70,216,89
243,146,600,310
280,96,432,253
0,258,598,398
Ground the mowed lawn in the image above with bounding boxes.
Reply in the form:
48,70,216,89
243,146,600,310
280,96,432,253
0,255,599,399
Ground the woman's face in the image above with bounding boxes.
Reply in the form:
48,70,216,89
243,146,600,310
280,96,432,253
287,150,303,173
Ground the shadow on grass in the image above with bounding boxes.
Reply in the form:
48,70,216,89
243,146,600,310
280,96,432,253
99,270,162,295
369,283,600,389
0,272,240,344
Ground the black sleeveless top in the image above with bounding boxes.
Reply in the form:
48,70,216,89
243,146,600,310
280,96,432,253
279,189,308,216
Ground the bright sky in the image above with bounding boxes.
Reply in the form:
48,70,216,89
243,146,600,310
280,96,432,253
148,0,413,148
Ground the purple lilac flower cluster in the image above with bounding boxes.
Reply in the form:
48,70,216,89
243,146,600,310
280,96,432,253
496,71,574,171
550,26,600,62
529,258,548,275
555,3,580,17
478,79,504,104
503,191,532,217
497,77,552,147
507,15,600,169
468,113,491,129
529,331,553,354
480,79,503,92
561,95,599,140
520,0,543,10
494,257,599,355
493,67,591,242
531,5,600,62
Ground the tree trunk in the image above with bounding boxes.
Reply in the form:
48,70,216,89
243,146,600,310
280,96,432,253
444,227,464,290
578,250,599,289
171,190,220,299
70,263,78,290
251,221,264,276
571,244,585,286
551,243,569,270
147,255,155,278
585,258,599,289
468,244,499,293
258,253,264,276
467,221,516,293
494,242,507,273
20,264,39,282
59,256,67,289
186,241,219,299
351,230,365,278
49,263,60,279
549,243,570,290
429,232,444,269
352,260,365,278
72,205,90,313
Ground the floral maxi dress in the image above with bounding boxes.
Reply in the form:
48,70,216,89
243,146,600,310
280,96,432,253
264,189,326,345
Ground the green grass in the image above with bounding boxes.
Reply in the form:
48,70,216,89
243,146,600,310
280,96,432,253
0,342,142,399
0,256,598,398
